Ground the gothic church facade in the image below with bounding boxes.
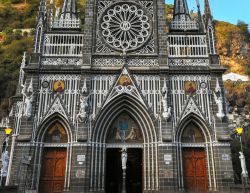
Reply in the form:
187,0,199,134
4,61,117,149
4,0,234,192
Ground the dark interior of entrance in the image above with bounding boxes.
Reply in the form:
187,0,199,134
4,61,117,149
105,148,142,193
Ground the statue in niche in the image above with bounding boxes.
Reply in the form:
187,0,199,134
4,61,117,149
21,81,33,118
213,92,225,118
77,95,89,122
1,151,9,177
162,90,171,119
121,147,127,170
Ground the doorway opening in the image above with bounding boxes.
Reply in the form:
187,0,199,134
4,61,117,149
39,122,68,193
39,148,67,193
181,122,208,193
105,148,143,193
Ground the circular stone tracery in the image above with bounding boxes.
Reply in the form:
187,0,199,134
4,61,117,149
100,3,151,51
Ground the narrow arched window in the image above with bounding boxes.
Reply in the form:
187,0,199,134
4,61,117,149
208,27,215,54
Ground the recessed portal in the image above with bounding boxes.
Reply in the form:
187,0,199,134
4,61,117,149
105,148,143,193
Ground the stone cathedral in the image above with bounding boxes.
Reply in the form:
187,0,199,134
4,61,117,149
3,0,235,192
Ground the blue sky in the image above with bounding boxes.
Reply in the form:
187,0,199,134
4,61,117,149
166,0,250,26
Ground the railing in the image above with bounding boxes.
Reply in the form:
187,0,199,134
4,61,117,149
168,35,208,57
43,34,84,57
52,18,80,29
170,20,199,31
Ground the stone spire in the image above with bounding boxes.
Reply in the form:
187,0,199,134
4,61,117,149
38,0,47,18
60,0,78,20
196,0,205,32
204,0,212,23
173,0,191,22
52,0,80,29
170,0,199,31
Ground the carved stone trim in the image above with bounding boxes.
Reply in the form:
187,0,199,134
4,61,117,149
168,59,209,66
92,58,159,67
41,58,83,66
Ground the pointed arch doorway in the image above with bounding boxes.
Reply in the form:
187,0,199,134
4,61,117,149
105,113,143,193
39,122,68,193
181,122,208,193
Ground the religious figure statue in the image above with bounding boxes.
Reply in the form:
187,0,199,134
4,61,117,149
125,127,137,141
1,151,9,177
77,95,88,122
162,91,171,119
21,81,33,118
24,94,33,118
121,147,127,170
115,127,121,141
239,152,248,178
213,92,225,118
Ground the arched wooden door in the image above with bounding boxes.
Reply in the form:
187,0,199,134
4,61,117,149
39,122,68,193
181,122,208,193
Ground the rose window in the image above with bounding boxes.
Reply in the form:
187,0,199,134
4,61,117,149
100,3,151,51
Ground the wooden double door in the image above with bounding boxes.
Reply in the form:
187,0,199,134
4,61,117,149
182,148,208,193
105,148,143,193
39,148,67,193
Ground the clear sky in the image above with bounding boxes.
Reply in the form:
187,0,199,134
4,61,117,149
166,0,250,26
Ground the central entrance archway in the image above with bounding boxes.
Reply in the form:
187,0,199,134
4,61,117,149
105,148,143,193
90,94,158,191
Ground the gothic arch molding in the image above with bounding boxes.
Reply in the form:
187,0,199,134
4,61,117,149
36,112,73,143
175,113,217,191
90,94,159,191
92,94,157,143
176,113,213,143
32,113,73,191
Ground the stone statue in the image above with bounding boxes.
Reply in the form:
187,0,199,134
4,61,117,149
77,95,88,121
162,91,171,119
24,94,33,118
213,92,225,118
21,79,33,118
239,152,248,178
1,151,9,177
121,147,127,170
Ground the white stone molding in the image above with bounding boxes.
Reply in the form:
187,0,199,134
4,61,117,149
103,68,146,109
170,75,212,127
88,75,116,119
134,75,161,118
37,75,81,126
41,58,83,65
178,97,206,124
42,96,69,122
92,58,159,67
168,58,209,66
